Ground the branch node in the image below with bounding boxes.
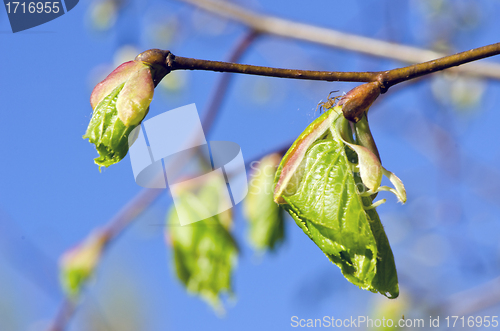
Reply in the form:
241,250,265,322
376,72,390,94
166,52,176,68
135,49,171,86
338,82,381,122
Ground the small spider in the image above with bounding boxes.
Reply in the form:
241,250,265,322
315,90,342,113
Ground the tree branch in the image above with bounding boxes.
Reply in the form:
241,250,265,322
47,298,75,331
378,43,500,90
382,43,500,88
138,42,500,93
175,0,500,80
169,54,377,82
441,276,500,317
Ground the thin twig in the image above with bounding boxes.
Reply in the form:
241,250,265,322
169,54,377,82
378,43,500,90
47,299,75,331
138,42,500,93
48,31,260,331
175,0,500,80
441,276,500,316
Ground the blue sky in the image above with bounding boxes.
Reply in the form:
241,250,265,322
1,1,500,330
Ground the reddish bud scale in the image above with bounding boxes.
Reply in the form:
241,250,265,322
135,49,171,87
338,82,381,122
90,60,155,127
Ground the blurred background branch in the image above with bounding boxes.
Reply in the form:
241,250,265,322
176,0,500,79
442,276,500,316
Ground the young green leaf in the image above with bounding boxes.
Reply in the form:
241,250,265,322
85,60,154,169
83,84,138,169
274,106,400,298
166,177,238,313
274,108,339,203
244,154,285,252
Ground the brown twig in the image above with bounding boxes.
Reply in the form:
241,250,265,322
47,299,75,331
175,0,500,80
378,43,500,90
168,54,377,82
138,42,500,94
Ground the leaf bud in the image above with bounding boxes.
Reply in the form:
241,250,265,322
59,229,109,298
338,82,381,122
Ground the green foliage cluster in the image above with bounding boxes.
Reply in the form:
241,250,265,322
274,106,400,298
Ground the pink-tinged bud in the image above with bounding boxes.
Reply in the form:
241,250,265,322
91,61,141,110
273,108,341,204
90,60,154,126
116,64,154,126
338,82,381,122
59,229,109,298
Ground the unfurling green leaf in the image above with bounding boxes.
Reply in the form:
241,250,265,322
85,60,154,169
166,177,238,313
274,105,403,298
59,229,109,299
244,154,285,252
83,84,137,169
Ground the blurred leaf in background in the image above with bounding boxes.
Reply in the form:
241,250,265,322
59,229,109,299
87,0,124,31
368,291,411,330
166,175,238,314
244,153,285,253
431,73,486,114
